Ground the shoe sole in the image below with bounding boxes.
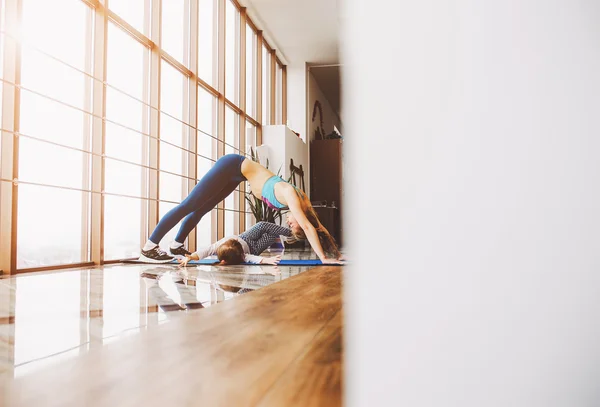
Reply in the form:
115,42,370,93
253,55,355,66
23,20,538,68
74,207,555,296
169,251,191,258
138,254,174,264
169,253,188,259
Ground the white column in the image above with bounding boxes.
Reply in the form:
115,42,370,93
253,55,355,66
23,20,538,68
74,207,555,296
285,63,307,141
344,1,600,406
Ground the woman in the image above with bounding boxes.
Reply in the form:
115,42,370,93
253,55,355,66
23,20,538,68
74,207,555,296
139,154,342,264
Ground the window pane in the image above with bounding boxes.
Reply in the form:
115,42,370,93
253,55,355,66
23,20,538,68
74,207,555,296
162,0,189,65
262,44,270,124
108,0,147,36
225,107,238,155
198,0,217,86
105,88,145,133
18,138,86,190
245,121,256,156
225,0,240,105
105,122,145,165
195,209,214,249
197,87,216,140
196,156,212,186
245,25,256,118
161,114,188,153
224,191,236,210
197,131,214,166
21,0,88,71
276,63,283,124
104,196,143,260
107,22,147,99
17,184,87,268
244,123,256,232
105,159,144,198
161,60,185,120
225,209,235,237
21,49,87,110
161,60,188,148
246,210,254,231
159,141,185,176
194,158,214,251
20,92,87,150
159,172,184,204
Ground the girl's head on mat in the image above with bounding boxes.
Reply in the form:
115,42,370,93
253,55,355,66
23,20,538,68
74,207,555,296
217,239,245,265
286,191,340,259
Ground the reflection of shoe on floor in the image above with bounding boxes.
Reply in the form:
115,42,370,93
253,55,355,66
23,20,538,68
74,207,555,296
158,303,186,312
138,246,174,263
184,302,204,310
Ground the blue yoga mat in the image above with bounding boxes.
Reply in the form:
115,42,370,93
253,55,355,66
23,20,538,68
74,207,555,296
187,259,340,266
125,258,342,266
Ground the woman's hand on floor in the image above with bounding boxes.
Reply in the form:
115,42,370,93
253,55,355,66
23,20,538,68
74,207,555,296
261,255,281,265
321,258,345,265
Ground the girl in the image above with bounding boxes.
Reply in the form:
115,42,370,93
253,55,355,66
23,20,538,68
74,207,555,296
139,154,342,264
177,221,293,266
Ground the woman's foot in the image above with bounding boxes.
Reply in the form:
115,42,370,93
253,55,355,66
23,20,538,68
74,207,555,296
170,246,192,257
138,246,174,263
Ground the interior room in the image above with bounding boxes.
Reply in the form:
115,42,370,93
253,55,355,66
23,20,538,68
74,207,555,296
3,0,600,406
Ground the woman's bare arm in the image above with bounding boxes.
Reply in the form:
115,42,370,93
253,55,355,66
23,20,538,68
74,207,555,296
284,189,341,264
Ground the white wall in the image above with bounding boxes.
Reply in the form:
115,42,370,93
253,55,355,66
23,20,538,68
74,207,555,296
261,125,309,187
308,70,343,142
344,0,600,406
285,63,307,141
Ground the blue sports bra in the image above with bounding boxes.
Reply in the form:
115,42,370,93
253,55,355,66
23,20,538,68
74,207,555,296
261,175,289,210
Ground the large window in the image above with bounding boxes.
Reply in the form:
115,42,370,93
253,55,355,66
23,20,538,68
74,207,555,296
0,0,286,272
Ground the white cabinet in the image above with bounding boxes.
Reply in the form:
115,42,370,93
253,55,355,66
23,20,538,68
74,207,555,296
258,125,309,192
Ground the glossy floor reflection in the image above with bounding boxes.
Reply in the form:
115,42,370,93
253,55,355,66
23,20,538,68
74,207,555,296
0,249,318,380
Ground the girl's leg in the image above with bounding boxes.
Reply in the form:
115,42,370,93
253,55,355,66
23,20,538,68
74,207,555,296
148,154,246,244
239,221,292,255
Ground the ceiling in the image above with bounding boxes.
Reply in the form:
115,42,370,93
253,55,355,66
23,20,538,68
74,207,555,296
310,65,341,117
239,0,341,65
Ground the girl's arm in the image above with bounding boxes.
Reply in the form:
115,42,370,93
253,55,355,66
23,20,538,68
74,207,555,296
244,254,281,265
195,235,234,259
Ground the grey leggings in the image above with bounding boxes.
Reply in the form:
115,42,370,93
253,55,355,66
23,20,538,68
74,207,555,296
239,222,292,255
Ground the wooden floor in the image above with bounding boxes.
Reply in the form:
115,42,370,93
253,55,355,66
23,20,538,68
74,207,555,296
4,266,343,407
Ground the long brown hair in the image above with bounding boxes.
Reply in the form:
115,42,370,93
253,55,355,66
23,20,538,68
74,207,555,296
293,189,341,258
